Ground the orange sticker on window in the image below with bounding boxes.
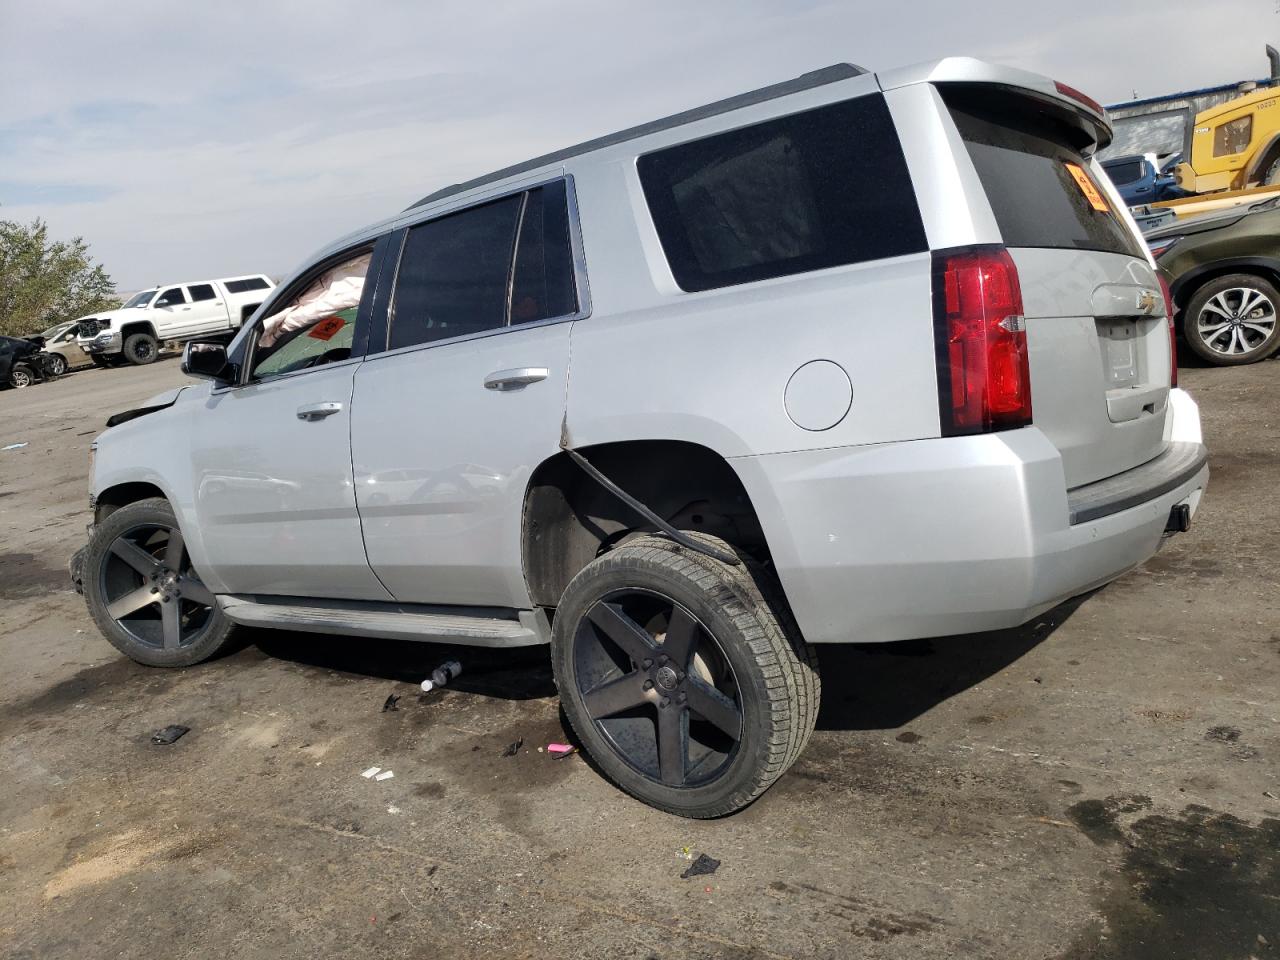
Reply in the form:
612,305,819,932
307,316,346,341
1065,162,1110,212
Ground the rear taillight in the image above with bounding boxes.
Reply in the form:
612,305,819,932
932,247,1033,436
1054,80,1105,118
1160,275,1178,388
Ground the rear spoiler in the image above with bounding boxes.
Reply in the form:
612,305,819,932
878,57,1112,151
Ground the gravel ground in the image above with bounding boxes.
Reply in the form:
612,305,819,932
1,356,1277,960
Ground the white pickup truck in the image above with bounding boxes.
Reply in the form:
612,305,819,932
76,274,275,366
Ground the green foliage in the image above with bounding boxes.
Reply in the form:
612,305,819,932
0,217,119,337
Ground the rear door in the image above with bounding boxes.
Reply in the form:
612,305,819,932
351,178,585,607
941,87,1172,488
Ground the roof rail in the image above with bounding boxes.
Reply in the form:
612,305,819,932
406,62,868,210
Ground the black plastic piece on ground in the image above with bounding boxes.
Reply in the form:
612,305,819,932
680,854,721,879
501,738,523,757
382,694,400,712
562,447,741,566
151,724,190,745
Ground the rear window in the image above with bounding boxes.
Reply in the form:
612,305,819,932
942,87,1144,258
638,94,927,292
1102,159,1143,186
226,277,270,294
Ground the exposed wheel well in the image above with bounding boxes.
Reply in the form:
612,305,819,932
118,321,157,340
521,440,767,608
94,482,166,523
1173,265,1280,314
1248,136,1280,183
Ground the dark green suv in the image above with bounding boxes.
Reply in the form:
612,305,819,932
1148,200,1280,365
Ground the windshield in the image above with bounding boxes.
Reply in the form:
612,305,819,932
123,289,156,308
41,321,73,339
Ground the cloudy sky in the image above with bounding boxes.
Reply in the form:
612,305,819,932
1,0,1273,291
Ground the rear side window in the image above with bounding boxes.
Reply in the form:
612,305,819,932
942,87,1144,258
510,181,578,324
188,283,216,302
638,94,927,292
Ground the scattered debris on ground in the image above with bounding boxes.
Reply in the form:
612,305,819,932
680,854,721,879
421,659,462,692
150,724,189,745
2,442,28,451
501,738,523,757
382,694,400,712
547,742,574,756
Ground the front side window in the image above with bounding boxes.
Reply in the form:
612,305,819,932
250,250,373,381
188,283,217,302
638,95,927,292
155,286,186,307
1214,115,1253,157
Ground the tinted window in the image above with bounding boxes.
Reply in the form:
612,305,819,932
389,195,522,349
638,95,927,292
943,87,1144,258
225,277,270,294
1103,159,1144,186
188,283,217,302
510,182,578,323
156,286,186,306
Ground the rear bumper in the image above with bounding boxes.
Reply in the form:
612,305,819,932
733,389,1207,644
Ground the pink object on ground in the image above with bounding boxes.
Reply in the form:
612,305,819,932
546,743,574,754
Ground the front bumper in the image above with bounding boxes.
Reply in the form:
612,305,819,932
81,332,122,354
734,389,1208,644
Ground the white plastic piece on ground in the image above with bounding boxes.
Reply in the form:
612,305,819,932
260,253,371,347
361,766,381,779
2,443,28,451
420,679,434,692
387,805,401,814
375,770,394,782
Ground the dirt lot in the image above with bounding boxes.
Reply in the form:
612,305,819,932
1,357,1277,959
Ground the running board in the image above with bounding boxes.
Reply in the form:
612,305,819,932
217,595,549,647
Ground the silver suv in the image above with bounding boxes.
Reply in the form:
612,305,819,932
74,58,1208,818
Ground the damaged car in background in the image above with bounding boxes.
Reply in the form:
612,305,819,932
72,57,1207,818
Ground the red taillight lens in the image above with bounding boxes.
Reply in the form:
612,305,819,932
1160,275,1178,388
932,247,1033,435
1054,80,1105,118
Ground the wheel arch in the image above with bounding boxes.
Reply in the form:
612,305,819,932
1170,258,1280,311
118,320,158,340
1245,134,1280,183
521,439,773,609
94,481,169,523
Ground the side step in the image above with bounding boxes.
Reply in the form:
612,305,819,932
217,595,549,647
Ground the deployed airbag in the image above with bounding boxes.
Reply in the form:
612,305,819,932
260,253,371,347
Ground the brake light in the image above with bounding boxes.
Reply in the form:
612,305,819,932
932,247,1033,435
1160,275,1178,388
1054,80,1105,118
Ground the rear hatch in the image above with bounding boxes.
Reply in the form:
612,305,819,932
941,86,1171,489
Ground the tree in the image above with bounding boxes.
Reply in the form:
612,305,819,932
0,217,119,337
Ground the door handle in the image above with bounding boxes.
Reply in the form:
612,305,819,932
484,367,549,391
296,401,343,421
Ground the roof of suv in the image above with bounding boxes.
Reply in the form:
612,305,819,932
405,63,868,210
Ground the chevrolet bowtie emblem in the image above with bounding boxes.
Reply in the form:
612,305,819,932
1137,289,1157,314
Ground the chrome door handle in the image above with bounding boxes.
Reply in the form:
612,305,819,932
484,367,549,391
296,401,343,421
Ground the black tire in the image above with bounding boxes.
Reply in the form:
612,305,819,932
122,332,159,365
552,533,819,818
9,362,35,388
1265,156,1280,186
90,355,112,368
83,498,236,667
1182,273,1280,365
46,354,68,376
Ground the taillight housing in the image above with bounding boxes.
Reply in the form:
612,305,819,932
932,247,1033,436
1160,275,1178,388
1054,80,1105,118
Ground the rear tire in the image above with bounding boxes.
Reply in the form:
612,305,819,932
552,533,819,818
122,332,159,365
46,354,68,376
1182,273,1280,365
9,362,34,388
83,497,237,667
1264,156,1280,186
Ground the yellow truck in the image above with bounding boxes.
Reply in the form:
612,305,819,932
1175,80,1280,193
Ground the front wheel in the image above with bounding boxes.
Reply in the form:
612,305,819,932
1182,273,1280,365
9,362,34,388
82,497,237,667
552,533,819,818
122,332,159,365
46,354,68,376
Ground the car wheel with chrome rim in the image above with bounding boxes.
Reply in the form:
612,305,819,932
1183,273,1280,365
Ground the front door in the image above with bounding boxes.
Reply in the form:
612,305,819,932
184,282,230,335
351,178,586,608
191,246,391,600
